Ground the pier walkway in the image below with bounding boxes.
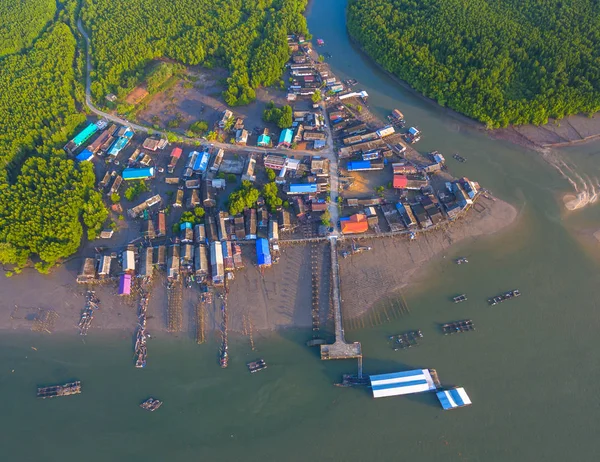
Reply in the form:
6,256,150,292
320,237,362,363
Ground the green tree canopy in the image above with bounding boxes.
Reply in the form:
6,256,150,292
82,0,309,106
228,180,259,215
347,0,600,127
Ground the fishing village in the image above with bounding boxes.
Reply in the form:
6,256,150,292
14,35,521,412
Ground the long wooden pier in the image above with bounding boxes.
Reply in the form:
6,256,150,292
319,237,362,371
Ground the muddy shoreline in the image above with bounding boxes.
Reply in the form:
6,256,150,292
0,197,518,337
346,34,600,152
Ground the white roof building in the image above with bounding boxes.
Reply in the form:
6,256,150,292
370,369,438,398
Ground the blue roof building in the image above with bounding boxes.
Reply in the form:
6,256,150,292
436,387,472,410
278,129,293,147
370,369,438,398
256,238,272,267
347,161,372,171
72,123,98,147
75,149,94,162
288,184,318,194
108,128,134,156
257,134,271,147
122,167,155,180
193,151,210,173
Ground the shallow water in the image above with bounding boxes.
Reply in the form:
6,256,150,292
3,1,600,461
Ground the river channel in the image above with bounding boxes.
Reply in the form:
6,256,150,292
2,1,600,461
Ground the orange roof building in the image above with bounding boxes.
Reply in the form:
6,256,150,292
341,213,369,234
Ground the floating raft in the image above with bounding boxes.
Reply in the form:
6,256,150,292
389,330,423,350
140,397,162,411
453,153,467,163
437,387,472,410
247,359,267,373
455,257,468,265
335,374,369,388
442,319,475,335
453,294,467,303
37,381,81,399
488,289,521,305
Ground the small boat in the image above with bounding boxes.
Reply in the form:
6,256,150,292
453,294,467,303
140,397,162,412
455,257,468,264
452,153,467,163
247,359,268,373
316,38,325,46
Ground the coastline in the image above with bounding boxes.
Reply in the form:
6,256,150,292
0,198,517,337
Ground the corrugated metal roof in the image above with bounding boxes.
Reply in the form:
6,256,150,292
347,161,371,171
393,174,408,189
256,238,272,266
72,123,98,146
436,387,472,410
123,250,135,272
76,149,94,162
119,273,131,295
122,167,154,180
370,369,437,398
279,129,293,145
289,183,317,193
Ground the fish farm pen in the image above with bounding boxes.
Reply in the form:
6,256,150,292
31,309,59,334
166,279,183,332
442,320,475,334
37,381,81,399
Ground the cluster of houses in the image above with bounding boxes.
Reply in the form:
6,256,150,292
66,121,157,164
76,244,157,295
339,176,480,235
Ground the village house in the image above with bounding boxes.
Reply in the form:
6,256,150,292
241,154,256,182
235,129,249,145
340,213,369,235
218,110,233,128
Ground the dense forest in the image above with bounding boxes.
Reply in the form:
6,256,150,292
0,23,84,174
0,0,56,57
0,18,108,273
347,0,600,127
0,158,107,274
82,0,308,106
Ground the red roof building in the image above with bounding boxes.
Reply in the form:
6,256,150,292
393,174,408,189
341,213,369,234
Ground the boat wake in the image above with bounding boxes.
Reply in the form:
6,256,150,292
543,150,600,211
